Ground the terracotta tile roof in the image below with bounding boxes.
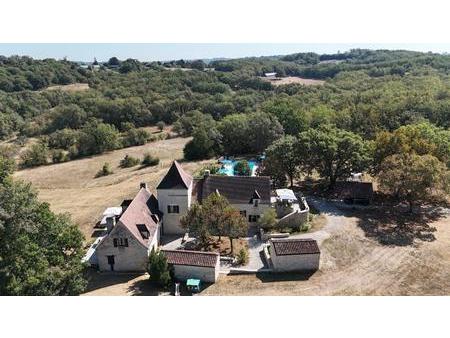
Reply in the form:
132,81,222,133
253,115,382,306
162,249,219,268
196,175,271,204
271,239,320,256
157,161,193,190
117,188,160,247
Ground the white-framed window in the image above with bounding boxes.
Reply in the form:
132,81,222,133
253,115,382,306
248,215,260,223
254,199,259,207
167,205,180,214
240,210,247,217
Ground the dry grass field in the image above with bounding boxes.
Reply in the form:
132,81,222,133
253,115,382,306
44,83,90,92
260,76,325,86
14,136,213,239
202,206,450,296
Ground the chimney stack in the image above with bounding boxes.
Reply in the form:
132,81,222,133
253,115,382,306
140,182,148,190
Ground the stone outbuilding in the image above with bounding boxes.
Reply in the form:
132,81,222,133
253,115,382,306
162,249,220,283
268,238,320,272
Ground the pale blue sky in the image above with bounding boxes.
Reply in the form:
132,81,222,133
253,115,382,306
0,43,448,62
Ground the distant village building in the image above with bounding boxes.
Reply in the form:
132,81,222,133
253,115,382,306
264,72,277,78
268,238,320,272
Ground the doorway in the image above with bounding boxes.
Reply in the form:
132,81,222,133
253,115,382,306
107,255,115,271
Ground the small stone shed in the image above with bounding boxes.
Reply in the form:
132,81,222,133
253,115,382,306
162,249,220,283
335,181,374,205
268,238,320,272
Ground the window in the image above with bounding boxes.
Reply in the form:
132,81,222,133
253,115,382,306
167,205,180,214
248,215,260,223
240,210,247,217
113,238,128,247
254,199,259,207
137,224,150,239
107,255,115,265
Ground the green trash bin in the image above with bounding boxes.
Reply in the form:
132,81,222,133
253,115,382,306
186,279,201,293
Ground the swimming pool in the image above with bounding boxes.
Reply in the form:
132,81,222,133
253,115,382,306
218,159,258,176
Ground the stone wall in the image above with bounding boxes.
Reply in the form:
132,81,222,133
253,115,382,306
172,261,219,283
157,185,192,235
97,223,154,272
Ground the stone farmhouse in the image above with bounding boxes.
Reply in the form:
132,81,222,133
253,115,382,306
95,161,272,272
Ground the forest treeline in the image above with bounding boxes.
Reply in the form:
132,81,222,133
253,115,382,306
0,49,449,168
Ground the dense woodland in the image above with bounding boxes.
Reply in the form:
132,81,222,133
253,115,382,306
0,50,448,182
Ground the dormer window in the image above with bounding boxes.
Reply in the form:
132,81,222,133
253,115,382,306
136,224,150,239
250,189,261,207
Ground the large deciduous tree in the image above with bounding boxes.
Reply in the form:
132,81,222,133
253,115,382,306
180,193,247,253
372,122,450,173
377,153,449,212
265,135,300,187
297,125,371,189
0,159,87,295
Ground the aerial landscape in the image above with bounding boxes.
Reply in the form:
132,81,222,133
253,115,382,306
0,47,449,296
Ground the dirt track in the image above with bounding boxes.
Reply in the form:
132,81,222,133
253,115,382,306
202,201,450,296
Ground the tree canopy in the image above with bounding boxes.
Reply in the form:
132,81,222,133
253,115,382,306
0,158,87,295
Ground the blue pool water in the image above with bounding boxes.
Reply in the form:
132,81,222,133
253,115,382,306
218,159,258,176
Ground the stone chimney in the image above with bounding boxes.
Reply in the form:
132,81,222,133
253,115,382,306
140,182,148,190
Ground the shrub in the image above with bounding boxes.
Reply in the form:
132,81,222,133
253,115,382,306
95,162,113,178
235,247,249,266
156,121,165,132
51,149,68,163
147,248,171,288
141,153,160,167
120,154,140,168
122,127,150,147
258,208,278,230
197,164,221,177
20,142,49,168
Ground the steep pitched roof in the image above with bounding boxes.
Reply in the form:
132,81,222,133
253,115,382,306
157,161,193,190
196,175,271,204
115,187,160,247
270,239,320,256
162,249,219,268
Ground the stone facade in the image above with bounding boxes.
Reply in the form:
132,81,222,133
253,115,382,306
97,223,159,272
233,202,270,225
157,184,192,235
171,263,219,283
270,249,320,272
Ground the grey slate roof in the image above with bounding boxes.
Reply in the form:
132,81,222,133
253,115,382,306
157,161,193,190
195,175,271,204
